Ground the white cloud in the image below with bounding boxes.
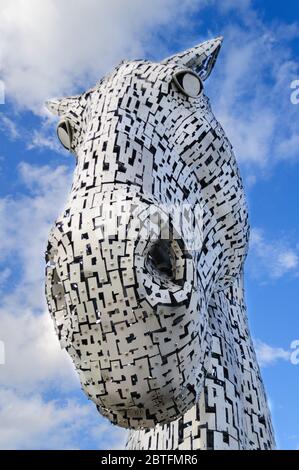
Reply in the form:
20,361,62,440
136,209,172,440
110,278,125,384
0,110,64,153
249,228,299,279
0,309,77,392
0,162,75,390
209,5,299,170
0,388,127,450
0,0,203,112
0,115,19,140
277,133,299,160
277,250,298,270
255,340,291,367
0,161,72,311
27,129,63,153
0,268,11,288
217,0,252,13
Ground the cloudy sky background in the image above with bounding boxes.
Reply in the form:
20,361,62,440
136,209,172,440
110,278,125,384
0,0,298,449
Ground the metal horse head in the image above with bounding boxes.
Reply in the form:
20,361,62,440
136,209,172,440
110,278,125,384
45,37,249,430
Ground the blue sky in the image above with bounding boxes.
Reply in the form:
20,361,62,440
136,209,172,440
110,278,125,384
0,0,298,449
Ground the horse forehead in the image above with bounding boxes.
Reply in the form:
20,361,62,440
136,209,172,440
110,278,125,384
111,60,171,80
88,60,175,101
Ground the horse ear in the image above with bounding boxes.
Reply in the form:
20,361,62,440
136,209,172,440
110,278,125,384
45,95,81,116
162,36,223,81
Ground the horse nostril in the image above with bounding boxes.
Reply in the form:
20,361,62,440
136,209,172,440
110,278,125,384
146,239,175,279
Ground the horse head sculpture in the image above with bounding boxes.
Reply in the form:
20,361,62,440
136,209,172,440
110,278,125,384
45,37,258,437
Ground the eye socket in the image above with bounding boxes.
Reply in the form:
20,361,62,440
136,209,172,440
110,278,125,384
173,70,203,98
57,119,73,151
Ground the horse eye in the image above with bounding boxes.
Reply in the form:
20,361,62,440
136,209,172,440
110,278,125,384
173,70,203,98
57,119,73,151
